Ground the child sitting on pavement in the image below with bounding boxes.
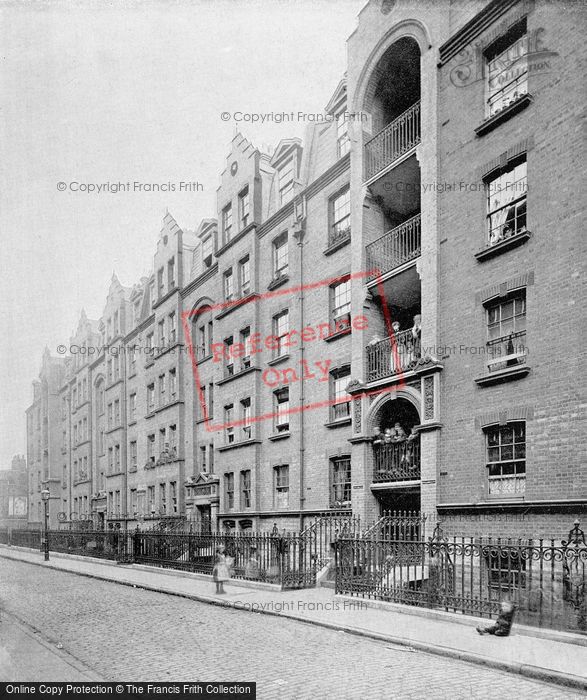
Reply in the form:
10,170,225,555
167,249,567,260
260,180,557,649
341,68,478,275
476,600,516,636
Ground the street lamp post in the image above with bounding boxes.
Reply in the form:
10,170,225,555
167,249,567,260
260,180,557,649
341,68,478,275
41,488,50,561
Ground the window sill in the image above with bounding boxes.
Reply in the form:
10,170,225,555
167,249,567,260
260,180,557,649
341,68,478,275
151,399,183,415
475,365,530,387
218,438,262,452
128,420,137,427
323,234,351,257
475,231,531,262
267,353,290,367
106,471,125,478
105,426,123,435
106,379,123,391
267,274,289,291
324,417,352,429
324,327,351,343
475,94,533,137
216,365,260,385
268,432,290,441
152,286,178,310
215,292,259,320
215,222,256,258
127,371,137,380
154,342,182,360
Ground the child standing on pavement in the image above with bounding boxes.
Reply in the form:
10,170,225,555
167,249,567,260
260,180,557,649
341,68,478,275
213,545,230,594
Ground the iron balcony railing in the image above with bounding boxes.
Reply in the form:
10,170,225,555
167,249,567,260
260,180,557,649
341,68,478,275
364,101,421,181
367,214,421,280
372,440,421,483
366,329,422,382
328,223,351,248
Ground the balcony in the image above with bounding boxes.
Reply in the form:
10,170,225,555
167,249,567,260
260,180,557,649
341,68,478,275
366,330,421,383
364,101,420,182
372,439,420,483
367,214,421,280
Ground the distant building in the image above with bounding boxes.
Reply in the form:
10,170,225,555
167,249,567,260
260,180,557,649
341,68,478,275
0,455,28,528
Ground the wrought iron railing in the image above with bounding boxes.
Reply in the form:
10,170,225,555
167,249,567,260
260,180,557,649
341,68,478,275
366,214,421,279
362,510,425,540
372,441,421,483
336,521,587,633
301,512,362,569
364,101,421,181
366,330,421,382
486,331,527,373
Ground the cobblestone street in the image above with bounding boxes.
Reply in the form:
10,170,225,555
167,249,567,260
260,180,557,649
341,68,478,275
0,559,582,699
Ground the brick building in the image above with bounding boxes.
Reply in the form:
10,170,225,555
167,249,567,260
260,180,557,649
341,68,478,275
25,0,586,541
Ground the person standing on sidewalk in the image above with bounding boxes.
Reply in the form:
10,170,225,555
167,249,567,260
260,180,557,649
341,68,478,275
213,545,230,594
477,600,516,636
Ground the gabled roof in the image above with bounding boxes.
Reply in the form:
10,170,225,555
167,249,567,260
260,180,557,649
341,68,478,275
325,75,347,115
269,138,302,168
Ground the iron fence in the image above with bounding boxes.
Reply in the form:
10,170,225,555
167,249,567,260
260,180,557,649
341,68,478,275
47,529,132,562
132,529,316,589
335,522,587,633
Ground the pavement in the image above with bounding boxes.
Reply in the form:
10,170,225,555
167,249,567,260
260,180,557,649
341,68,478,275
1,543,586,692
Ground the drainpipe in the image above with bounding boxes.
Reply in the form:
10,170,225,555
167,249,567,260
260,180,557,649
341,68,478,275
293,215,306,530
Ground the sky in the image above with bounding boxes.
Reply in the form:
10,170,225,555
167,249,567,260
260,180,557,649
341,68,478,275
0,0,366,466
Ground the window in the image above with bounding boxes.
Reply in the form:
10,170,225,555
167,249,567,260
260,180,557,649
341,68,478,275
159,427,166,453
274,388,289,433
157,268,165,298
331,366,351,421
241,470,251,509
130,440,137,470
224,268,234,302
224,336,234,376
106,360,112,385
158,319,166,348
486,159,527,246
114,399,120,426
197,324,207,359
485,422,526,496
239,187,250,228
241,397,252,440
149,281,155,310
98,428,104,455
147,383,155,413
278,157,295,205
107,404,113,430
107,318,112,341
159,483,167,514
108,447,113,474
134,299,141,324
273,232,288,278
274,465,289,509
273,310,289,358
158,374,166,404
331,457,351,507
170,481,177,514
169,368,177,398
224,404,234,444
239,256,250,296
486,552,526,601
331,188,351,243
168,257,176,289
486,20,528,118
200,445,207,472
147,434,155,464
332,277,351,326
240,327,251,370
222,204,233,244
168,312,177,344
486,290,527,371
202,236,213,268
129,393,136,422
113,311,119,337
146,332,154,356
336,110,350,158
147,485,155,514
130,489,137,515
114,444,120,471
168,424,177,453
128,347,136,375
225,472,235,510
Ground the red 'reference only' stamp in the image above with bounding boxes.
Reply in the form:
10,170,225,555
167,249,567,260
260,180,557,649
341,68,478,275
181,269,406,433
